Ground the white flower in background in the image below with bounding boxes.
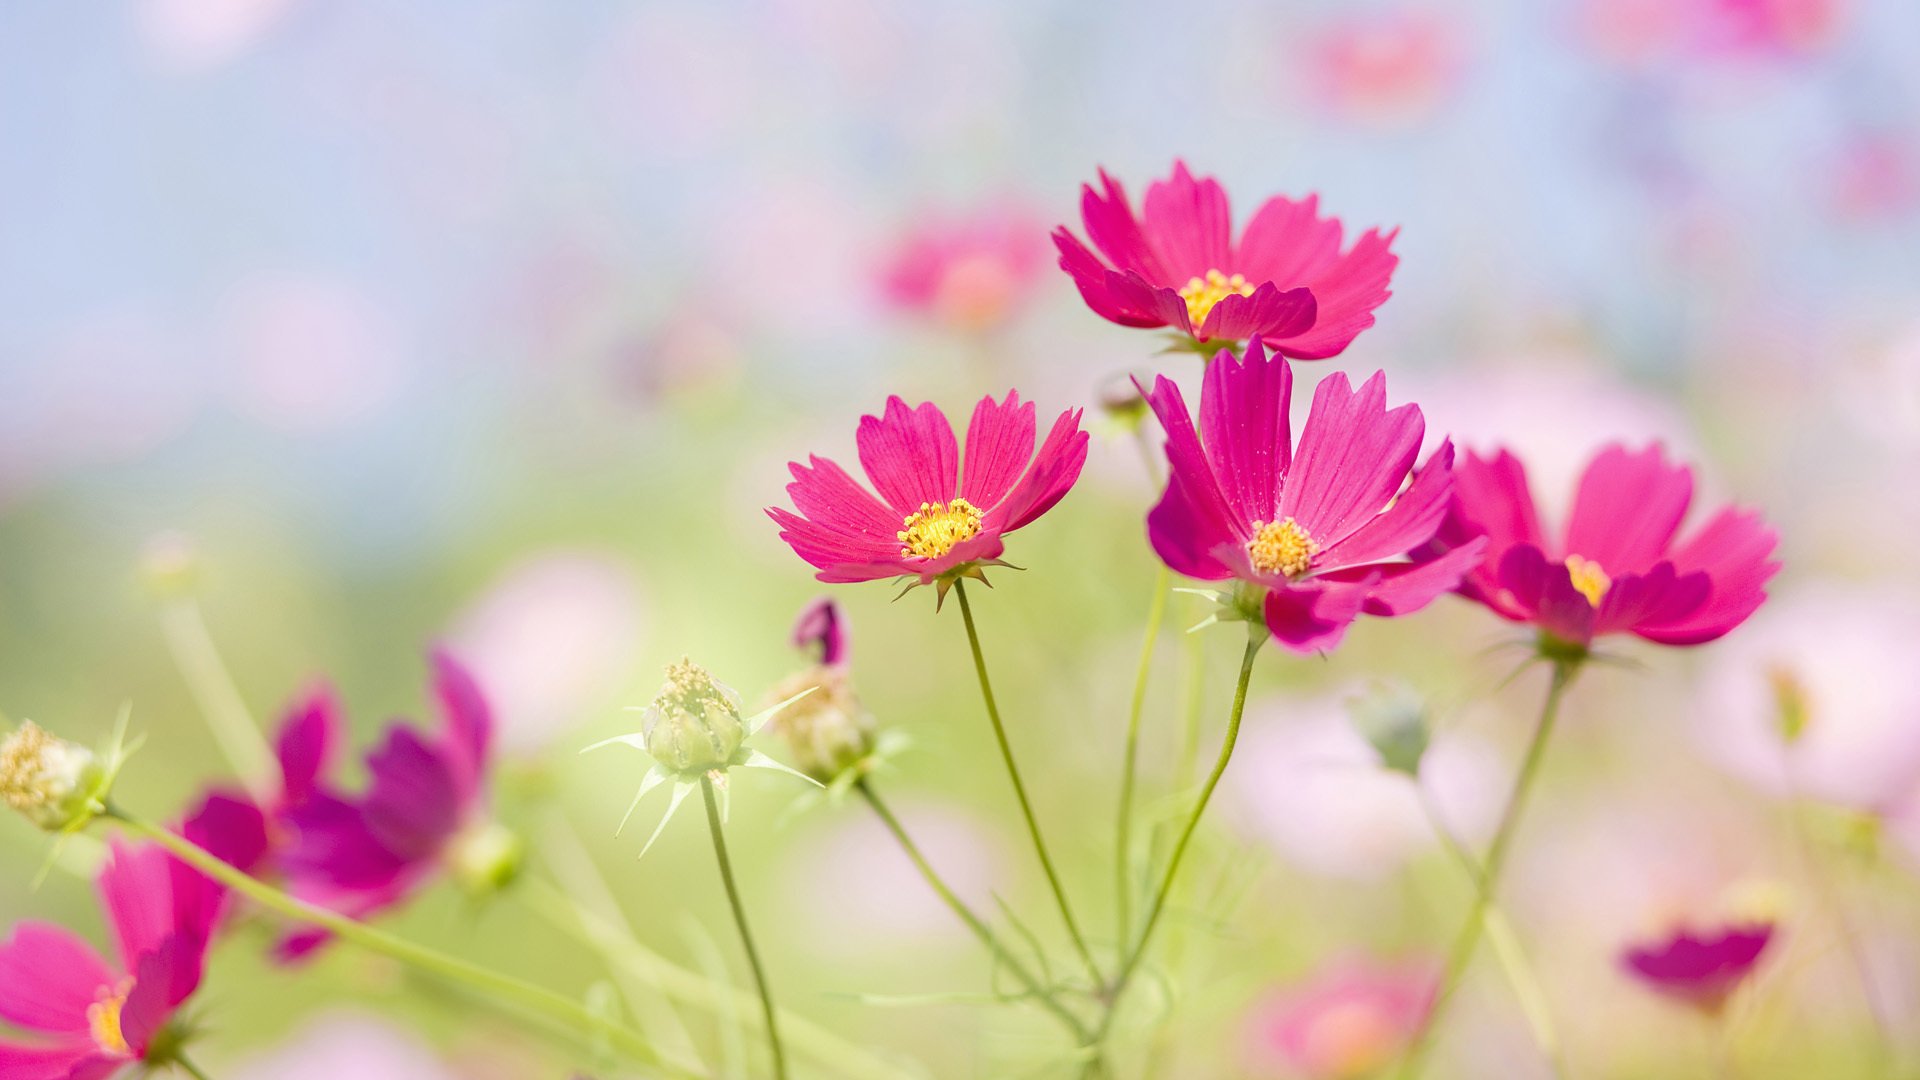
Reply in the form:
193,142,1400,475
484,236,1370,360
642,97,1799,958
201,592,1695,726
228,1011,459,1080
779,800,1002,951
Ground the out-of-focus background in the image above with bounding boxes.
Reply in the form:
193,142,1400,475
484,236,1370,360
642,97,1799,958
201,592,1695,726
4,1,1919,1077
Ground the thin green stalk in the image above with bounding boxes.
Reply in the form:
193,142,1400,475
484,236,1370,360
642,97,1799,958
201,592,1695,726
952,580,1103,989
174,1055,214,1080
1115,564,1172,943
103,806,677,1074
1394,658,1580,1080
857,778,1091,1042
159,599,275,804
700,775,787,1080
1091,628,1262,1055
1416,785,1565,1077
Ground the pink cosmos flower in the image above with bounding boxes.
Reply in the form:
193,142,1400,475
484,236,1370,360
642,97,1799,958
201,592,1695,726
1052,160,1398,357
1424,443,1781,649
1621,922,1775,1012
0,841,223,1078
1243,956,1436,1079
877,204,1046,333
1302,10,1464,129
769,391,1089,589
1141,341,1486,653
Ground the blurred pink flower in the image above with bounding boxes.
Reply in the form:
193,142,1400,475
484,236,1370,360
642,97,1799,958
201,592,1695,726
1621,921,1775,1013
448,551,646,756
1301,10,1465,128
1693,586,1920,812
230,1011,460,1080
1243,956,1436,1079
1829,134,1920,222
220,275,409,434
1053,161,1398,356
780,801,1002,951
877,203,1046,333
1577,0,1848,64
135,0,302,71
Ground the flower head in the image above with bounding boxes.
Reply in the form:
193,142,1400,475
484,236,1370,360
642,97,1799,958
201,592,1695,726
1,721,107,833
1242,956,1436,1079
1423,443,1781,651
1621,921,1775,1013
1142,341,1485,653
0,840,225,1075
764,600,880,785
1053,160,1398,357
877,203,1046,333
769,391,1089,599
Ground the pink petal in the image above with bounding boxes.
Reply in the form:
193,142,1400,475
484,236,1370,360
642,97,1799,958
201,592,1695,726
1262,227,1400,360
360,726,461,862
118,936,202,1054
780,455,904,561
1562,443,1693,575
98,841,175,976
275,684,341,807
1636,507,1781,645
899,530,1007,585
992,408,1089,532
1280,371,1424,547
429,649,492,806
856,397,960,514
960,391,1037,509
1079,168,1169,283
1348,538,1488,617
767,506,912,583
1232,192,1345,286
1141,160,1234,284
1263,578,1373,653
1196,283,1318,344
1496,546,1596,645
0,1040,102,1077
1592,562,1712,637
180,789,269,876
1144,374,1246,579
0,924,116,1035
1430,448,1544,618
1052,228,1173,328
1319,439,1456,570
1198,339,1294,527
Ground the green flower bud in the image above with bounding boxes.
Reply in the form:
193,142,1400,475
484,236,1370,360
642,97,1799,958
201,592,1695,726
447,820,524,896
763,666,875,783
1,721,109,831
643,659,745,775
1346,686,1431,777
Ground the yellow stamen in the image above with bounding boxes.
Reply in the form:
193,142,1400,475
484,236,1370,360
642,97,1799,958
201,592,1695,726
1177,268,1255,331
88,983,131,1055
1565,554,1611,607
897,498,984,559
1246,518,1319,578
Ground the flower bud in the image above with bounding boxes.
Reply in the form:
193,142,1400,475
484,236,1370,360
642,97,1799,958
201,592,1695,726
643,659,745,775
447,819,524,896
1346,686,1430,777
1,721,108,831
1097,370,1151,431
763,665,875,783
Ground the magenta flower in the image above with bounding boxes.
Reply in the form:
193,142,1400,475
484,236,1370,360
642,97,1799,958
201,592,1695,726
1053,160,1398,357
179,681,346,884
1622,922,1775,1012
878,203,1046,333
1141,341,1486,653
1242,956,1436,1080
769,392,1089,592
0,841,222,1078
1424,443,1781,649
791,596,849,667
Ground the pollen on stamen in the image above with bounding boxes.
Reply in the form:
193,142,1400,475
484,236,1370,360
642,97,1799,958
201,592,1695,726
1565,554,1612,608
1246,518,1318,578
88,984,131,1055
1177,268,1256,331
897,498,984,559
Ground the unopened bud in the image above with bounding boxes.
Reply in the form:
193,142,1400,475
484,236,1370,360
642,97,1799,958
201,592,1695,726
1,721,108,831
1097,371,1151,430
763,666,875,783
447,820,524,895
1347,686,1430,777
643,660,745,774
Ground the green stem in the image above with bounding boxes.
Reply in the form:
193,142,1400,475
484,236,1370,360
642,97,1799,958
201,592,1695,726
857,779,1091,1042
174,1055,214,1080
103,806,675,1074
1092,628,1262,1052
700,775,787,1080
1394,658,1580,1080
952,580,1104,989
158,599,275,804
1115,565,1172,944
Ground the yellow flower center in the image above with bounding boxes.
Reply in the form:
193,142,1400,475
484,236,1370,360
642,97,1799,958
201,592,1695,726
1177,268,1255,331
897,498,983,559
1565,554,1611,607
88,983,131,1055
1246,518,1319,578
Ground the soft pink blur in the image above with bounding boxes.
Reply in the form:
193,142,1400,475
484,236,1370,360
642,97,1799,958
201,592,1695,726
1243,955,1436,1079
877,202,1047,333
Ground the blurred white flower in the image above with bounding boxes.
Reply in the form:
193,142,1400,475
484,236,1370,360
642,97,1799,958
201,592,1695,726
1693,584,1920,813
447,551,646,756
228,1011,459,1080
220,274,410,434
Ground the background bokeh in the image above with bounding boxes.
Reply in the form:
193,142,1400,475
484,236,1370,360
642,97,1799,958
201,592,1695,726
4,1,1920,1077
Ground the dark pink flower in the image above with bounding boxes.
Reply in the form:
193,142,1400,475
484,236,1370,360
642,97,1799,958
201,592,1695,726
769,392,1089,588
1242,956,1436,1079
0,841,223,1078
1621,922,1775,1012
1052,160,1398,357
1141,341,1485,653
878,203,1046,333
1424,444,1781,649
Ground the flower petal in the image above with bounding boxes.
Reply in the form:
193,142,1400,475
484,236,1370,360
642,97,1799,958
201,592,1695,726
1319,538,1489,619
992,408,1089,533
1496,546,1596,645
275,685,341,807
360,726,462,862
960,391,1037,510
1262,227,1399,360
856,397,961,514
98,841,175,976
1233,193,1346,286
1144,374,1245,579
1635,507,1781,645
1079,168,1169,283
1263,577,1373,653
430,650,492,806
1280,370,1424,547
1052,228,1174,328
1562,443,1693,576
1197,339,1293,527
1318,439,1456,570
0,1040,102,1077
0,924,115,1035
1142,160,1234,284
777,456,903,562
1196,283,1318,344
1591,562,1712,637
